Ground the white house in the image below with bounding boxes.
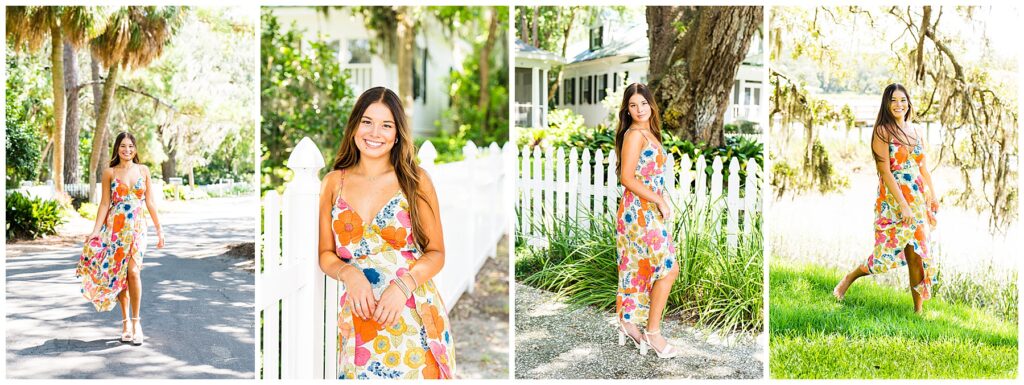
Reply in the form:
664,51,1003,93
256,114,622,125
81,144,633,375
513,39,565,129
535,10,765,129
268,7,472,136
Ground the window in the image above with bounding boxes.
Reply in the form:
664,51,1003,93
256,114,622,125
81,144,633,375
347,39,371,64
413,47,428,102
589,26,603,51
613,72,619,92
733,81,741,104
582,75,592,104
598,74,608,101
564,78,576,105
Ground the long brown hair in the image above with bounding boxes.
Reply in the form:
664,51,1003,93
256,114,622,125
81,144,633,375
330,87,433,249
871,83,914,162
108,131,140,167
614,83,662,175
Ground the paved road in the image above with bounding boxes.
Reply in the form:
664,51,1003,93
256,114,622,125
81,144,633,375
514,283,764,379
5,196,256,379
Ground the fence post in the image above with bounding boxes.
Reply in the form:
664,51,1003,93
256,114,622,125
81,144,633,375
544,146,554,230
462,141,478,293
518,146,530,239
282,137,324,378
568,147,579,236
593,149,605,219
531,147,543,244
555,147,566,223
260,191,281,379
744,161,758,236
606,150,618,216
726,158,740,250
580,149,592,230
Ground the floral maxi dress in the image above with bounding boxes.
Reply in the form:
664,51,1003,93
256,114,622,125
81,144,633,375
616,137,676,327
76,176,148,312
331,172,456,379
862,135,938,299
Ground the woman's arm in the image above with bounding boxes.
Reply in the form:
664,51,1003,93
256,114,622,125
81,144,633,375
917,140,938,206
142,166,165,248
871,131,913,223
403,168,445,287
88,169,113,239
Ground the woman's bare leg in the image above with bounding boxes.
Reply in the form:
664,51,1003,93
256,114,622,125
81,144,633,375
904,245,924,313
834,265,869,299
646,264,679,349
117,289,130,335
127,257,142,330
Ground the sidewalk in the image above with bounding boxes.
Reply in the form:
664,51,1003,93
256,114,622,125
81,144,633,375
514,283,764,379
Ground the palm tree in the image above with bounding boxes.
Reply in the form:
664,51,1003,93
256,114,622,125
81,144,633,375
86,6,186,202
6,6,102,193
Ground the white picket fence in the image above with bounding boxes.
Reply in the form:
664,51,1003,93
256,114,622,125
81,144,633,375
517,146,761,249
257,137,511,379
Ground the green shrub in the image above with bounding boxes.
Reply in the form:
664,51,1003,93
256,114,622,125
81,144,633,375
6,191,66,240
516,198,763,333
77,202,99,220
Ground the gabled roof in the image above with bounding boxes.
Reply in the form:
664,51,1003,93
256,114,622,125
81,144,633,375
569,22,648,64
515,39,565,65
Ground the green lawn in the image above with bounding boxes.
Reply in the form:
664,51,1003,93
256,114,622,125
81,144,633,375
770,262,1018,379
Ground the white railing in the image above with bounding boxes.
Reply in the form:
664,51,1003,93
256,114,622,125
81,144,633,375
258,137,511,379
8,181,165,207
725,104,762,124
343,64,373,94
514,103,547,128
516,146,761,249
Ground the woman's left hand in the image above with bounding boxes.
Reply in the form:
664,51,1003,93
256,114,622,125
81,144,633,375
373,283,408,328
156,232,166,248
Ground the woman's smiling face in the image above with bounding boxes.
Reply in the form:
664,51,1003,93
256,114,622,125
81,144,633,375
118,138,136,161
628,93,652,123
353,101,397,159
889,89,909,121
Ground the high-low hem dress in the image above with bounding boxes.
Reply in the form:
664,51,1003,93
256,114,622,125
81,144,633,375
76,175,147,312
615,134,677,327
331,170,456,379
861,130,938,299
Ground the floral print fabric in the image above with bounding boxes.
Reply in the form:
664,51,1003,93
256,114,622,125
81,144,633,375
76,176,147,312
863,137,938,299
616,137,676,327
331,173,456,379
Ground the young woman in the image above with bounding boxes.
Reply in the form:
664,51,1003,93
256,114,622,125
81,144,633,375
832,83,939,313
614,83,679,359
317,87,456,379
76,131,166,345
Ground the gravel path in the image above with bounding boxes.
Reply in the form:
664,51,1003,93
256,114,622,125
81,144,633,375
514,283,763,379
449,236,510,379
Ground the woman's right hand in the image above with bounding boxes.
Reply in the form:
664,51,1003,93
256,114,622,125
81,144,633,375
657,199,673,221
340,267,376,320
899,205,914,225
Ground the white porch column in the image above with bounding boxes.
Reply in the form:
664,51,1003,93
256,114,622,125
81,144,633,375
540,68,548,127
532,67,541,128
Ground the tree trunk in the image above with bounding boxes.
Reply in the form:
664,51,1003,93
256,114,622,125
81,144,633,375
87,62,120,203
531,8,539,48
159,123,176,182
396,6,414,121
63,41,81,185
647,6,762,148
478,7,499,131
50,26,66,193
520,9,528,42
36,140,53,182
547,7,578,104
